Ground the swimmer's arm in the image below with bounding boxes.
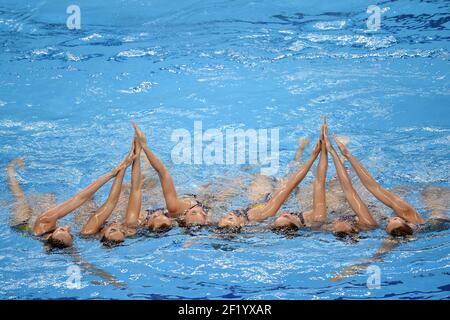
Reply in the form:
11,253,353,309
81,163,129,235
324,129,377,230
333,134,424,224
6,158,33,225
133,123,188,216
33,162,125,236
248,140,321,222
124,138,143,228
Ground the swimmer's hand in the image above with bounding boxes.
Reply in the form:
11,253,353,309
132,122,147,146
333,133,350,157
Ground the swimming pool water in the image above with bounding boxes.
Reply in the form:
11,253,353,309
0,0,449,299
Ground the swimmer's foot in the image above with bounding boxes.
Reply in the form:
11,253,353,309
10,157,26,169
299,137,309,149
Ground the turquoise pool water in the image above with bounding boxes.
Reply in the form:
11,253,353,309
0,0,449,299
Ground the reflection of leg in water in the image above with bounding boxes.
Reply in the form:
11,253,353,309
111,185,131,222
247,173,275,204
422,185,450,223
36,193,57,213
294,138,309,162
141,153,159,191
68,249,126,289
196,176,245,217
326,177,348,215
331,238,398,282
296,183,313,214
73,198,98,230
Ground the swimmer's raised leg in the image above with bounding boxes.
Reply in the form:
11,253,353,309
33,154,133,236
124,137,143,228
247,139,321,222
133,123,191,217
7,158,33,226
69,249,126,288
326,136,358,218
333,134,424,224
302,124,328,223
324,121,378,230
81,150,135,235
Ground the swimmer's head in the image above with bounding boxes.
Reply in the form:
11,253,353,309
183,203,209,226
48,225,74,248
332,220,359,238
271,212,303,230
218,212,246,229
146,209,172,231
101,223,125,244
386,217,414,237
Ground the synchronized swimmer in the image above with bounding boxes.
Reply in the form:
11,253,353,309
6,117,449,279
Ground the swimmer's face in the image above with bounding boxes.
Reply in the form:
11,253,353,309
50,225,74,247
102,223,125,243
332,220,358,237
147,211,172,230
272,212,301,230
184,206,208,226
218,212,245,229
386,217,414,237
